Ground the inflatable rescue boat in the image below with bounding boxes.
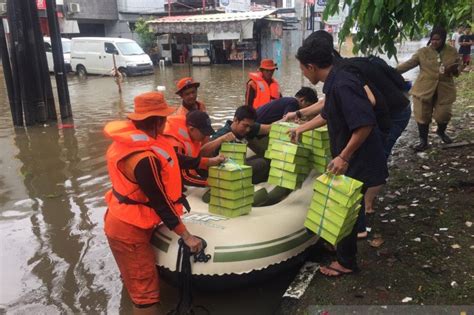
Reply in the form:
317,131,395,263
151,171,319,288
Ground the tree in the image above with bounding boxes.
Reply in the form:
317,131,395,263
134,18,156,53
324,0,473,59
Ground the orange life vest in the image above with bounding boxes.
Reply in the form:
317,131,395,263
248,72,281,109
104,120,183,229
173,100,206,116
163,115,201,158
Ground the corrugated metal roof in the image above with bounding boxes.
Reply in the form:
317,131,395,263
147,9,277,24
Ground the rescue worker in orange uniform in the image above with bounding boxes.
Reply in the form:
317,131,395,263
164,110,218,187
245,59,282,109
103,91,224,315
174,77,206,116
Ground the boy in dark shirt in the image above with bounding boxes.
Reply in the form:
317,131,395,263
256,87,318,124
290,33,388,277
459,26,473,69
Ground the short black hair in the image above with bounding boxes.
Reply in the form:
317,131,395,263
304,30,342,59
234,106,257,122
296,35,334,68
295,87,318,104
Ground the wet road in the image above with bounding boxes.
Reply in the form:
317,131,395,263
0,58,316,314
0,40,424,314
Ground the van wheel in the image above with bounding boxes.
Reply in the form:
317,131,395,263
77,65,87,77
118,67,129,77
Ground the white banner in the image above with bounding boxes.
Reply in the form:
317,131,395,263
219,0,250,12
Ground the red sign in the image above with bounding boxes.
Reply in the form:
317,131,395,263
37,0,46,10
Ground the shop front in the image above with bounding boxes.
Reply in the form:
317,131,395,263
147,10,283,65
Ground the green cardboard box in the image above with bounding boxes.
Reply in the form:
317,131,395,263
270,151,309,165
220,151,246,164
312,164,326,174
308,147,331,157
209,163,252,180
271,140,310,157
301,136,330,149
209,203,252,218
313,174,364,207
302,126,329,140
268,175,302,190
210,186,254,200
269,129,292,142
304,217,355,245
269,167,308,183
309,198,361,227
210,195,254,209
309,154,328,166
270,122,299,133
306,209,358,236
208,177,252,190
220,142,247,153
311,190,362,218
270,159,311,174
264,149,272,160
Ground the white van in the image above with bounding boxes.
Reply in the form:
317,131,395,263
44,37,72,73
70,37,154,76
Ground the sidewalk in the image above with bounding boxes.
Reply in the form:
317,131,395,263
279,72,474,313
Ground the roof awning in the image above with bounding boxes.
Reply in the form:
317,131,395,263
147,10,277,40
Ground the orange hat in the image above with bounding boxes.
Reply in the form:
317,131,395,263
259,59,278,70
127,91,176,121
175,77,200,95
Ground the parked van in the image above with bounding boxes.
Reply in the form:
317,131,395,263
44,37,72,73
70,37,154,76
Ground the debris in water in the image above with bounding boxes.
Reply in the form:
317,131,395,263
409,213,416,218
421,165,430,170
451,244,461,249
417,152,428,159
402,297,413,303
397,205,408,210
466,221,473,228
422,172,435,177
450,281,458,288
413,237,421,242
439,228,448,231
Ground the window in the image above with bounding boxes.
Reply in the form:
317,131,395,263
104,42,118,54
116,42,145,56
283,0,295,8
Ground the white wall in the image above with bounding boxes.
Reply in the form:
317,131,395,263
117,0,165,13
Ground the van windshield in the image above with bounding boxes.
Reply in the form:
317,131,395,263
116,42,145,56
62,41,71,53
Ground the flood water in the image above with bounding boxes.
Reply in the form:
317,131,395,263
0,40,424,314
0,57,318,314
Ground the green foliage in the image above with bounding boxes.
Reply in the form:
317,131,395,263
324,0,473,59
134,18,156,53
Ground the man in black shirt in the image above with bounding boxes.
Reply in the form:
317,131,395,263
291,34,388,277
459,25,473,69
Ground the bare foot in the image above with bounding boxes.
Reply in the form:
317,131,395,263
320,261,354,277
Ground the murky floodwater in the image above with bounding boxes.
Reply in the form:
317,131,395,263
0,40,424,314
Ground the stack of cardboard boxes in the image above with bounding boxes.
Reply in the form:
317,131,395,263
304,174,363,245
208,163,254,217
301,127,331,173
219,142,247,165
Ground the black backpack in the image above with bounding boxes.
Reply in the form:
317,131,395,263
334,56,410,135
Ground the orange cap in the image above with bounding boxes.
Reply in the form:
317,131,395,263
259,59,278,70
175,77,200,95
127,92,176,121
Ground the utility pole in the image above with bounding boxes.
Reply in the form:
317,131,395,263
0,18,23,126
46,0,72,118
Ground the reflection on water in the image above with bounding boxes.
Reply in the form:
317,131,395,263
0,60,314,314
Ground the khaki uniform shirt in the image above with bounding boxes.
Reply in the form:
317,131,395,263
397,45,459,103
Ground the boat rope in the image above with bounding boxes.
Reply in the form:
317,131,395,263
316,173,336,237
167,236,211,315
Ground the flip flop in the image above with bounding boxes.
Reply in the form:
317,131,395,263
319,264,357,277
357,231,368,239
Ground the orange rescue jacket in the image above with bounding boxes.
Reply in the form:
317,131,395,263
104,120,184,230
248,72,281,109
163,115,201,157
